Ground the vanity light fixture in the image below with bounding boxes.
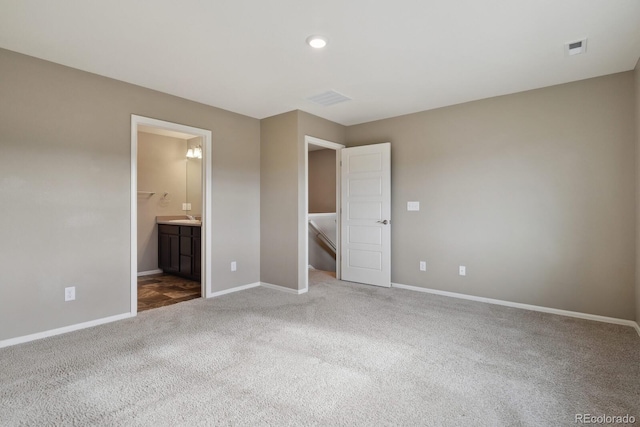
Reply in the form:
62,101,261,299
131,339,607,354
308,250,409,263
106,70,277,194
306,35,327,49
186,145,202,159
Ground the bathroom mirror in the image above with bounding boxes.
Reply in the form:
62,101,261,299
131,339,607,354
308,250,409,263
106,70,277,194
186,137,203,216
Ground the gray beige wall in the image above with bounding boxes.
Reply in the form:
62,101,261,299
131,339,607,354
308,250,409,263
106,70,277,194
347,72,636,320
636,59,640,323
260,111,299,289
308,149,337,213
0,48,260,341
260,110,345,290
137,132,187,273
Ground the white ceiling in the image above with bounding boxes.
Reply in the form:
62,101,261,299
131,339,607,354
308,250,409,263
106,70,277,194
1,1,639,126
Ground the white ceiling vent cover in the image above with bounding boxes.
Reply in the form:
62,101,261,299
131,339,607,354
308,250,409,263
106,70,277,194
307,90,352,106
565,38,587,56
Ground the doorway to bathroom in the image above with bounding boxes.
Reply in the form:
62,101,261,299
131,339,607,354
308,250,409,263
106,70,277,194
131,115,213,315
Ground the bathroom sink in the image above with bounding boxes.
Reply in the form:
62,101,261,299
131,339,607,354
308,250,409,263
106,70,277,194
167,219,201,225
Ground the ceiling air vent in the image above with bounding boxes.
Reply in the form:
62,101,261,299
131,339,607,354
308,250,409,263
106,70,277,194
307,90,352,106
565,38,587,56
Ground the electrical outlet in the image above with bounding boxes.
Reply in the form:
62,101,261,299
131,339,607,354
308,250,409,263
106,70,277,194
65,286,76,301
419,261,426,271
407,201,420,211
459,266,466,276
186,203,192,210
231,261,237,272
182,203,188,211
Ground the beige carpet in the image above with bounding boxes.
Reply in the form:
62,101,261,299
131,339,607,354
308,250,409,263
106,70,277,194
1,270,639,426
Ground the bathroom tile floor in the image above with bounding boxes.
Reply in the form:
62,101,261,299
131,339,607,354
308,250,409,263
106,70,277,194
137,273,201,312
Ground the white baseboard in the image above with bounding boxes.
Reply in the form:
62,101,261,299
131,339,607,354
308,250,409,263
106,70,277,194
261,282,308,295
0,312,134,349
392,282,640,336
137,269,163,277
210,282,261,298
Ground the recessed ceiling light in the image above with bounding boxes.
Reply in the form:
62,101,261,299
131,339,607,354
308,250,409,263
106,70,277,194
306,35,327,49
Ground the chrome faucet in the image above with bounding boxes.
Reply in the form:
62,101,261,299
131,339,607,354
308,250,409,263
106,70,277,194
187,215,195,220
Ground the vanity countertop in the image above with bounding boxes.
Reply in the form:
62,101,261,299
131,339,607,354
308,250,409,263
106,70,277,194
156,216,202,227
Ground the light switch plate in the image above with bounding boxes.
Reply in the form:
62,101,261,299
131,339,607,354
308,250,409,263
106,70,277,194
182,203,188,210
407,201,420,211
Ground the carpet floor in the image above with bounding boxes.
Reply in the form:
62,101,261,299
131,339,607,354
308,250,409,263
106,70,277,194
1,270,639,426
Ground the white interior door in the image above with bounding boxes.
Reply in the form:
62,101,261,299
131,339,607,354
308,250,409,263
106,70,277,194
340,143,391,287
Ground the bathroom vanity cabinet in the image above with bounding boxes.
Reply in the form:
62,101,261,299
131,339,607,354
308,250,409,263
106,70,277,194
158,224,201,281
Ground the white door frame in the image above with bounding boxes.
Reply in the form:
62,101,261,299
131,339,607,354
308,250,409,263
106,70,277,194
130,115,213,315
303,135,345,292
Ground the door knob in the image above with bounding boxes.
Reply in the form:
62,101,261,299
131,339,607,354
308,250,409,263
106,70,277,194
377,219,389,225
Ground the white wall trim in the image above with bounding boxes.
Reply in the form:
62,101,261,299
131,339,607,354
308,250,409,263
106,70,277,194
131,115,214,316
210,282,261,297
392,282,640,335
305,136,345,150
137,269,163,277
261,282,309,295
0,313,134,349
308,212,337,218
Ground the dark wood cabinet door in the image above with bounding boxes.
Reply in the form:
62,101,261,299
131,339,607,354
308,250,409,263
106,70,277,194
159,234,171,270
180,255,192,276
158,224,201,281
168,235,180,272
180,236,192,256
159,224,179,235
193,236,201,277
